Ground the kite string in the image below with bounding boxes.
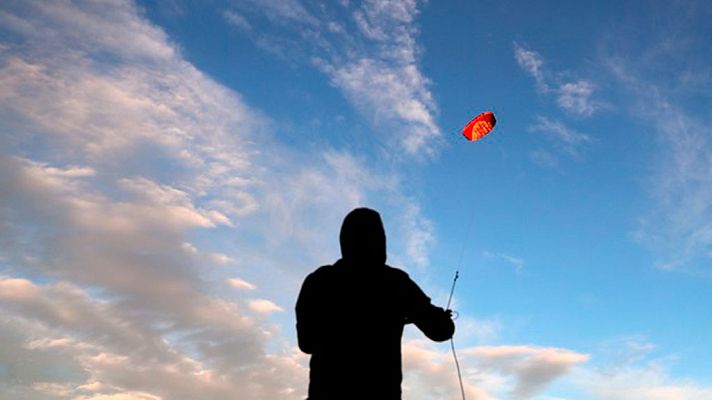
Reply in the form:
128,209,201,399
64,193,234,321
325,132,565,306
456,204,478,272
446,270,458,311
451,337,466,400
447,109,496,400
447,205,477,400
446,269,466,400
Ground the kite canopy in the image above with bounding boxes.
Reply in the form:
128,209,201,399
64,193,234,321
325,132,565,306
461,111,496,141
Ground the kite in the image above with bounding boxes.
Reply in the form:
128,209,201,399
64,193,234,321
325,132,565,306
461,111,496,141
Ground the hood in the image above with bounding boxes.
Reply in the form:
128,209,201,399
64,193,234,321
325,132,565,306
339,208,387,265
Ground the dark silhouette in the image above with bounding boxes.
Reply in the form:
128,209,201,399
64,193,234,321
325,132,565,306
296,208,455,399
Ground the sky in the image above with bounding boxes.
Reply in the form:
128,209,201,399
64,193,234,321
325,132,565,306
1,0,712,399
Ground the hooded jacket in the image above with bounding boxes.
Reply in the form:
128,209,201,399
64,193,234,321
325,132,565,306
296,208,454,399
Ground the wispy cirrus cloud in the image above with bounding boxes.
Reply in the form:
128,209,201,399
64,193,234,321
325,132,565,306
529,116,592,157
322,0,440,157
223,10,252,31
595,0,712,272
224,0,441,157
514,42,604,117
483,251,525,272
321,57,439,156
514,42,548,92
514,43,599,169
235,0,319,26
608,58,712,271
557,80,600,117
527,116,593,167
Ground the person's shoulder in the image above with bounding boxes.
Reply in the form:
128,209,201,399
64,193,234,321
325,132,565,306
385,265,430,301
384,265,412,281
305,264,337,281
299,265,334,293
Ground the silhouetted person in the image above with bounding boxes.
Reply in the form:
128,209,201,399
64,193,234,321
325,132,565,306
296,208,454,399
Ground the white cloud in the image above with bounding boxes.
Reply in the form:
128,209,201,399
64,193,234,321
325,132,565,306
398,203,434,268
223,10,251,31
606,59,712,270
209,253,235,265
514,42,548,92
0,2,263,214
239,0,318,26
75,393,162,400
324,58,439,155
643,109,712,270
248,299,283,314
325,0,440,156
402,340,589,400
529,116,592,158
467,345,589,399
483,251,525,272
597,335,657,365
227,277,256,290
0,2,175,63
119,177,232,228
227,0,441,156
0,273,305,399
353,0,418,42
497,335,712,400
402,340,496,400
572,348,712,400
0,276,40,300
557,80,603,117
514,43,604,117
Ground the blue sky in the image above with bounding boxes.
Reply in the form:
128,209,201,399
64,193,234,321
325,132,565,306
1,1,711,399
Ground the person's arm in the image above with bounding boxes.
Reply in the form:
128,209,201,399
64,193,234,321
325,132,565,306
295,272,319,354
402,274,455,342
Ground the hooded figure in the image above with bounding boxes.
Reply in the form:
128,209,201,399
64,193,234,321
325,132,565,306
296,208,454,399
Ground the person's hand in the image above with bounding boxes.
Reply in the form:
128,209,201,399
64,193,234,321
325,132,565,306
445,308,459,320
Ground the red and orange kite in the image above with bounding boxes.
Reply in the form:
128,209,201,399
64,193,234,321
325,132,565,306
461,111,496,141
